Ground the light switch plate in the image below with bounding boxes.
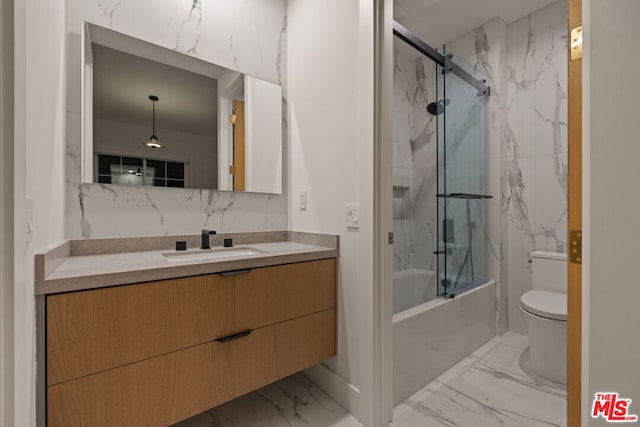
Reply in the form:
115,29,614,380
346,204,360,229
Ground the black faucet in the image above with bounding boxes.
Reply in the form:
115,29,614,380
201,229,217,249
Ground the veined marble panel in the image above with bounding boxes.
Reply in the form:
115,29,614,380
446,17,507,332
392,332,566,427
65,0,288,239
440,2,567,335
175,373,363,427
505,1,568,334
393,40,438,273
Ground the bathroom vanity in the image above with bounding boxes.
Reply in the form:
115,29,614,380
35,232,338,427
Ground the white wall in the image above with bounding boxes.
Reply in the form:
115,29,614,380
11,0,67,425
93,118,218,190
65,0,288,239
0,0,14,424
287,0,375,425
585,1,640,425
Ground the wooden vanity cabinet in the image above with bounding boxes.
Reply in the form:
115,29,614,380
45,259,336,427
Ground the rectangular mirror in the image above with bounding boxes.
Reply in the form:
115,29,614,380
81,23,283,194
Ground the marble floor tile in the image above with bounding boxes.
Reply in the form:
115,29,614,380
392,332,567,427
498,332,531,351
175,373,363,427
176,333,564,427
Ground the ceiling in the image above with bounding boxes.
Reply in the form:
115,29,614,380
93,45,218,136
394,0,560,47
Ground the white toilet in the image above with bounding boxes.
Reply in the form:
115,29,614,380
520,251,567,384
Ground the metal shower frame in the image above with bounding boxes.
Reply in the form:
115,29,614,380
393,21,491,97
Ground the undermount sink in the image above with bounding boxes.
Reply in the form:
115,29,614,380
162,246,266,263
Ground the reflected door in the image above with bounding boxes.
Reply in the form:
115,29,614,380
232,100,246,192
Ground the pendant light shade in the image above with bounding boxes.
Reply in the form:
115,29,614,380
143,95,165,149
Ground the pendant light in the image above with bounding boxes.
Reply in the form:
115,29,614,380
143,95,164,149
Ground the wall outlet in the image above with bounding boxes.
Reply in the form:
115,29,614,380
346,204,360,229
299,190,307,210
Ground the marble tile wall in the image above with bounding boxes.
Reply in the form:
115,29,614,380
392,41,438,274
505,1,568,334
65,0,288,238
442,3,567,335
447,2,567,334
445,16,508,334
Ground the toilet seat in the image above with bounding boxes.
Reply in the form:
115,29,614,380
520,290,567,321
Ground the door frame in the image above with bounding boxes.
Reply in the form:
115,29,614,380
373,0,394,425
567,0,586,425
579,0,591,425
0,0,15,424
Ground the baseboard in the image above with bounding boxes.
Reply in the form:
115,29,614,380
304,362,369,426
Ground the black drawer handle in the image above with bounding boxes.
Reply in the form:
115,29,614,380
216,330,252,343
217,268,252,277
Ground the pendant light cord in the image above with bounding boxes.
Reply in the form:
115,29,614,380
152,99,156,136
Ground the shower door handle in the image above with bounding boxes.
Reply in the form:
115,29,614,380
433,249,452,255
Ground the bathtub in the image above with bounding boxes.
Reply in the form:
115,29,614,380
392,270,496,405
393,268,438,314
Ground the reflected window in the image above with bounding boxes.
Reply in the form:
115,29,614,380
96,154,185,188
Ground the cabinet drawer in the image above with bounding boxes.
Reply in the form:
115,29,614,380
47,258,336,385
47,308,336,427
230,307,336,397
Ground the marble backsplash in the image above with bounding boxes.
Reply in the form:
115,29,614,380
65,0,288,238
67,185,286,238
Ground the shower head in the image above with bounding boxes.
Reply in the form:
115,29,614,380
426,102,442,116
426,99,450,116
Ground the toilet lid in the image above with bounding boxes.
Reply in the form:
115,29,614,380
521,290,567,321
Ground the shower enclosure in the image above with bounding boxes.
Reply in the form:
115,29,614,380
392,21,497,404
392,21,491,307
435,46,492,298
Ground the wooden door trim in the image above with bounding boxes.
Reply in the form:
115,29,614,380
567,0,582,425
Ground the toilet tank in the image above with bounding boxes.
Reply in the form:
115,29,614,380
532,251,567,294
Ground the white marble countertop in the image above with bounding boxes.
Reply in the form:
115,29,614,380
36,235,338,295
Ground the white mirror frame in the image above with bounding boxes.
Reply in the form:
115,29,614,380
80,22,93,183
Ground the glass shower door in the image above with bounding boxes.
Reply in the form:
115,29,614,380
436,49,490,298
